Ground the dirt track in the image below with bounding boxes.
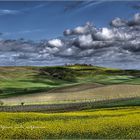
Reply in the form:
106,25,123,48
0,97,139,112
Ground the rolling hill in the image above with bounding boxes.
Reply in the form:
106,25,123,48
0,64,140,106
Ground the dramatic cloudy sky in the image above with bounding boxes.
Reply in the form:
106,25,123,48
0,0,140,69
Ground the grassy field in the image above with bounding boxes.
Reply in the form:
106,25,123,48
0,106,140,139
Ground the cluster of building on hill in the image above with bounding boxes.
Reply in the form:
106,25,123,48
64,63,93,66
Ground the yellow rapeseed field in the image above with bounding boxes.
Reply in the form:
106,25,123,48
0,106,140,139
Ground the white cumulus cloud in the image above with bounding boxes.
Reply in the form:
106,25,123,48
48,39,64,47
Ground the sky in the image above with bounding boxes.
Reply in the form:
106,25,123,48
0,0,139,40
0,0,140,69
